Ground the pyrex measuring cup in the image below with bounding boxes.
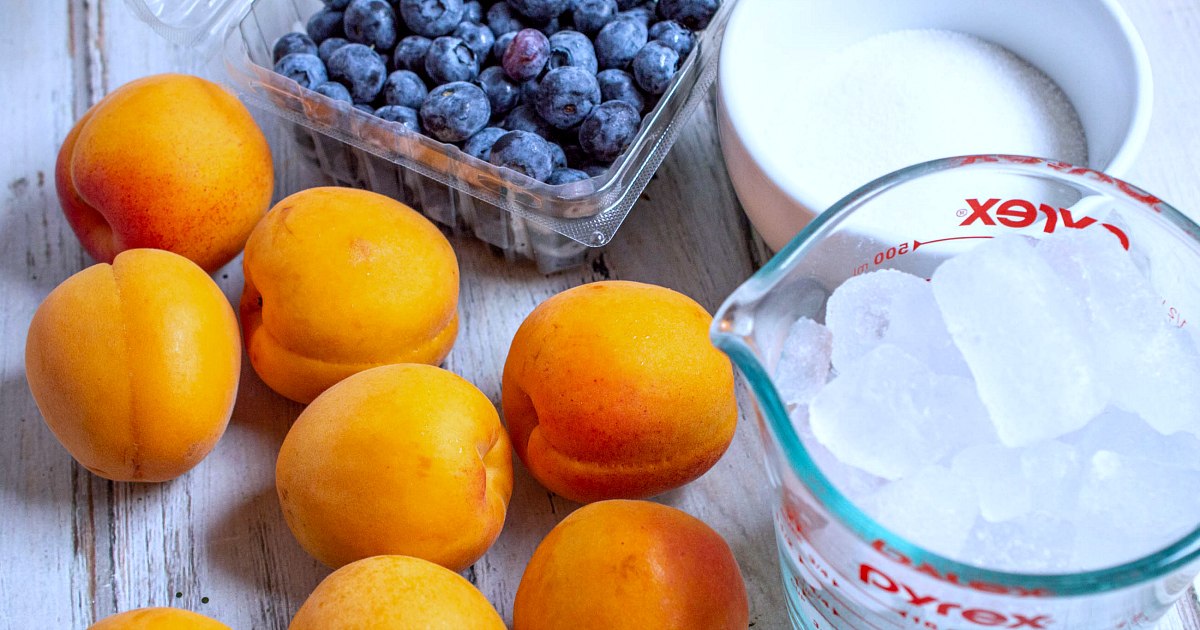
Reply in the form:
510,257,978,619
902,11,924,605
711,155,1200,630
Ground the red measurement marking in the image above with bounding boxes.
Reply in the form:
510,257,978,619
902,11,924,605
912,236,994,250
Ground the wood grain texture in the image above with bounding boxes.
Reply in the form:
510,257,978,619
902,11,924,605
1,1,1199,629
1121,0,1200,217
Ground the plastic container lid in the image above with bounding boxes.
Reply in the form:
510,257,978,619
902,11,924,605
123,0,255,54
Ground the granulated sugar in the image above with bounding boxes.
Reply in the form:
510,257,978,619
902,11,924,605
769,29,1088,207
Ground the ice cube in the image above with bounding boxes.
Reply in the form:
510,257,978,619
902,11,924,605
861,466,979,559
932,374,999,452
1037,226,1200,437
1065,406,1200,470
961,512,1076,573
1116,325,1200,437
1020,440,1081,519
825,269,969,376
931,235,1108,446
952,444,1031,522
809,344,994,480
775,318,833,406
790,406,886,501
1077,451,1200,539
1071,519,1158,571
1036,225,1148,314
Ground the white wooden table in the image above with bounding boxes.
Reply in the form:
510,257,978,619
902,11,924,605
2,1,1199,629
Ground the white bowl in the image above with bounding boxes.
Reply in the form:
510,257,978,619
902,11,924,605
717,0,1153,252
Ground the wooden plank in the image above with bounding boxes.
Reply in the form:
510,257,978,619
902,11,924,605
1157,589,1200,630
41,3,781,628
4,0,1200,629
0,1,97,628
1120,0,1200,217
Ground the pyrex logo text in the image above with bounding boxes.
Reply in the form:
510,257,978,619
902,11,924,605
860,563,1052,629
960,198,1129,249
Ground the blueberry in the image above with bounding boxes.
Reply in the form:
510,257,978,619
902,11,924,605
648,20,694,56
475,66,521,116
325,0,352,9
520,77,541,104
420,81,491,141
274,32,318,64
548,30,598,74
314,80,353,102
375,105,423,133
462,126,508,160
453,21,495,62
617,6,654,26
462,0,484,23
383,69,429,109
275,53,328,89
489,130,554,181
657,0,716,30
487,2,526,35
502,28,550,81
506,0,571,24
594,17,647,69
343,0,400,50
503,103,552,139
317,37,351,64
394,35,434,74
493,31,516,59
614,0,640,9
547,167,590,184
578,99,640,161
328,43,388,102
547,141,568,169
425,36,479,84
307,9,346,42
550,122,583,146
400,0,465,37
580,162,611,177
355,103,377,114
631,40,678,94
535,66,601,129
562,143,589,167
536,16,562,37
596,68,645,113
573,0,619,36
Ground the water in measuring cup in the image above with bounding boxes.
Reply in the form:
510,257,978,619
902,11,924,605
778,226,1200,573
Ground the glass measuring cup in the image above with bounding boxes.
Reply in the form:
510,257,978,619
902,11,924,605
711,155,1200,630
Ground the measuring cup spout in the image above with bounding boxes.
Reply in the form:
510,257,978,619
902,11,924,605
711,296,764,373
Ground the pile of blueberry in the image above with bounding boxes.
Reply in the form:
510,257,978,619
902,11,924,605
272,0,719,184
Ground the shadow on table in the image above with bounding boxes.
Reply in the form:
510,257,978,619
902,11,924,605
0,169,92,291
0,373,80,511
208,485,330,620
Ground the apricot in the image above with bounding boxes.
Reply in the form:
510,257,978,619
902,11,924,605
276,364,512,571
290,555,506,630
514,500,749,630
502,281,737,502
25,249,241,482
56,73,273,273
240,187,459,404
88,608,232,630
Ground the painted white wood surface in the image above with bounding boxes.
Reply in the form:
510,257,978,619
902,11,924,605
1,1,1198,629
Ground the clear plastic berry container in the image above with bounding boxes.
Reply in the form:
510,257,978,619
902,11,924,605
123,0,738,273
